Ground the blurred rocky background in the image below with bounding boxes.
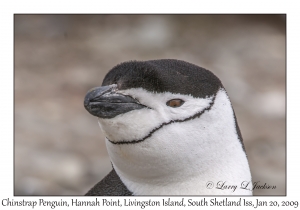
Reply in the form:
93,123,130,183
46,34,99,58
14,14,285,195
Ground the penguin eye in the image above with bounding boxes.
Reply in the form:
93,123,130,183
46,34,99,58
166,99,185,108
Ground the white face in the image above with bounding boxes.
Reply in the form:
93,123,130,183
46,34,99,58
97,87,251,195
99,87,236,176
98,87,215,143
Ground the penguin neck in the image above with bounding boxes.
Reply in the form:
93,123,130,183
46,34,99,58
105,89,252,195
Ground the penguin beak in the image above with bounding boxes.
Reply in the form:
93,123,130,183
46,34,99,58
84,85,146,119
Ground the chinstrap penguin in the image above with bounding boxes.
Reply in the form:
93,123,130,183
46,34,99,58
84,59,252,195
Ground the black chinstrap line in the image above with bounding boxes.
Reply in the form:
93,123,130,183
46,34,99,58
107,94,216,145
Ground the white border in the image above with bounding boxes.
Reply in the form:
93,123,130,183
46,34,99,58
1,1,299,209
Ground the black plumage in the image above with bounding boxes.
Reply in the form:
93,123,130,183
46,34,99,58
102,59,222,99
85,169,132,196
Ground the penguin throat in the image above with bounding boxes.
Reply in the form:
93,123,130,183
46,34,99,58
105,89,252,195
106,94,216,145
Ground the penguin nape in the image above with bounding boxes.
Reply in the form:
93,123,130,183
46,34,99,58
84,59,252,195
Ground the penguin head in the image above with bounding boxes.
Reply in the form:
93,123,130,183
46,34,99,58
84,59,222,144
84,59,247,183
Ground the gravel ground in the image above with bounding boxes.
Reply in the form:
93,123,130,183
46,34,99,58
14,14,286,195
